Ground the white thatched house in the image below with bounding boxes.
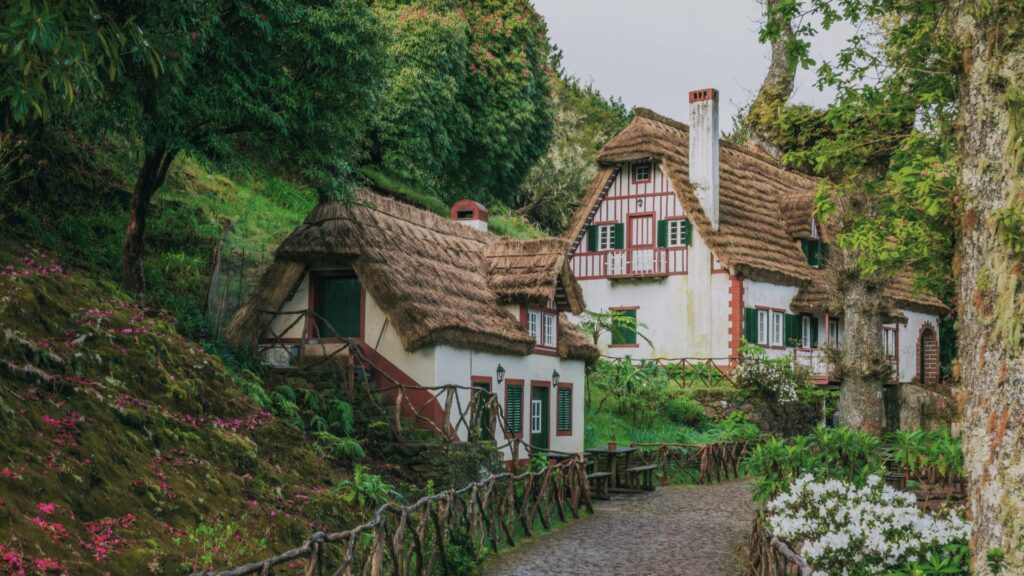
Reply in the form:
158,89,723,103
227,190,598,463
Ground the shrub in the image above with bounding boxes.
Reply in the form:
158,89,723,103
665,396,707,428
734,342,812,403
766,474,970,575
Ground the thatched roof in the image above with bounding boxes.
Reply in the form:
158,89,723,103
790,269,948,319
778,191,820,241
566,108,817,286
483,238,584,312
226,190,597,362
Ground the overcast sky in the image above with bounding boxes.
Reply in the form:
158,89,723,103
532,0,854,132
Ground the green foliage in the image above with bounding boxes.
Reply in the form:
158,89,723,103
0,1,161,122
576,309,651,348
369,0,554,205
884,541,972,576
664,396,707,428
745,427,884,503
734,340,813,404
175,517,268,574
434,529,482,576
335,465,399,511
528,451,549,473
313,432,365,461
884,428,963,485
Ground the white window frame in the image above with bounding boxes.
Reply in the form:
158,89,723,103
527,310,541,343
802,316,813,349
633,162,652,182
882,326,897,357
596,225,615,251
542,313,557,348
530,399,543,433
666,219,687,247
829,319,840,345
770,310,784,347
757,310,769,346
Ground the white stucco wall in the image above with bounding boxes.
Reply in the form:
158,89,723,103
896,310,940,384
432,345,586,461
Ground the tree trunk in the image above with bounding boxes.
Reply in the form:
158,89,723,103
123,145,177,295
947,2,1024,572
836,274,887,434
743,0,796,160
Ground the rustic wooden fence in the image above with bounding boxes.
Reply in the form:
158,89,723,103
600,355,738,389
630,440,756,485
743,513,811,576
191,456,592,576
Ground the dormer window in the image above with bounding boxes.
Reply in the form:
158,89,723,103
632,161,652,183
800,238,830,268
526,308,557,348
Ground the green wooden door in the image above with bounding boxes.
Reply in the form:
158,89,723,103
315,275,361,338
530,386,550,450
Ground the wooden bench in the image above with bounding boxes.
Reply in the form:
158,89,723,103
587,471,612,500
627,464,657,491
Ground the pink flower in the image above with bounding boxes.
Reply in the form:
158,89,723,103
36,502,57,515
32,556,65,573
121,328,134,334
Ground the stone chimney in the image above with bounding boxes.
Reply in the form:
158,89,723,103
450,199,489,232
688,88,720,231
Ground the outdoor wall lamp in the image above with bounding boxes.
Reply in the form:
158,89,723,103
551,369,560,387
496,364,505,385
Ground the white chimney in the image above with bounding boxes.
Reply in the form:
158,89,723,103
450,199,489,232
688,88,720,231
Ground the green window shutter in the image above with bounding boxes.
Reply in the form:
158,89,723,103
612,309,637,345
744,308,759,343
505,385,522,434
810,316,820,348
783,313,801,347
587,225,598,252
800,239,811,264
657,220,668,247
819,242,830,265
316,276,361,338
557,388,572,432
613,223,625,249
683,219,693,246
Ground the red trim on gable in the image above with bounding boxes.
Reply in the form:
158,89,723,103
356,341,454,437
556,382,573,437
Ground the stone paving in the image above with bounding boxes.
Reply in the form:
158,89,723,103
483,480,754,576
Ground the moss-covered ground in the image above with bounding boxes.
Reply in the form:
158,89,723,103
0,245,372,574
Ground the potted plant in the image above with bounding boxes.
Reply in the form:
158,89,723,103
607,424,618,451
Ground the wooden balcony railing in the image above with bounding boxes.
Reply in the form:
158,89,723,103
793,348,830,383
571,247,688,280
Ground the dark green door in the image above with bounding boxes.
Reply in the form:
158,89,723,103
473,382,493,441
883,385,900,433
530,386,550,450
315,275,361,338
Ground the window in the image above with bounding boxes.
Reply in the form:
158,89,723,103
770,310,784,347
505,382,523,435
800,239,830,268
542,313,557,347
556,386,572,434
610,308,638,346
633,162,652,182
757,309,769,345
313,274,361,338
829,319,840,345
587,223,623,252
882,327,897,357
667,219,688,247
802,316,814,348
527,310,540,342
596,225,615,251
530,399,543,434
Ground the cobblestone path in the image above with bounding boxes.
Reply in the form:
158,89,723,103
483,480,754,576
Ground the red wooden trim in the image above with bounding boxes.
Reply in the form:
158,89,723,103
609,344,640,349
504,379,525,439
530,380,550,388
556,382,573,437
591,219,617,226
533,348,559,357
471,375,493,385
609,306,640,311
663,215,689,221
356,342,454,437
728,275,743,362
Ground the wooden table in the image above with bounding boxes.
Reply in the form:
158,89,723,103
586,446,638,492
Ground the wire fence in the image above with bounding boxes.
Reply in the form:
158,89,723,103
205,247,271,337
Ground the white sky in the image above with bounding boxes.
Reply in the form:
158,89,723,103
533,0,854,132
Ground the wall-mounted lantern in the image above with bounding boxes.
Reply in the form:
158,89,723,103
551,369,560,387
496,364,506,385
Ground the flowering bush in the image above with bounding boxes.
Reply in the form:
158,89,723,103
766,474,970,575
734,342,812,403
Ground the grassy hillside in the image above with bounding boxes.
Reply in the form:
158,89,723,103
0,242,376,574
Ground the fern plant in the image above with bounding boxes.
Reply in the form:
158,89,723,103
313,431,364,461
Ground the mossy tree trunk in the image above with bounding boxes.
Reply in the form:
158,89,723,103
743,0,796,160
835,271,887,435
947,2,1024,572
123,143,178,295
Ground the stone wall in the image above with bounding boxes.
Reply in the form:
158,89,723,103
898,383,957,432
691,389,823,436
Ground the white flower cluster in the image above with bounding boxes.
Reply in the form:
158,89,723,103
766,474,970,575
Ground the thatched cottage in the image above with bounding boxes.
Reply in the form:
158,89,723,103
565,89,946,421
226,190,598,462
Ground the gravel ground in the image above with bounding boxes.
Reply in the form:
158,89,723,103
483,480,754,576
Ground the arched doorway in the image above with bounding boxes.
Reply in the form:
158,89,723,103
919,326,939,386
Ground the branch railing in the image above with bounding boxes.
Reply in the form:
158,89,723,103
191,456,593,576
629,439,757,485
258,309,546,467
744,513,812,576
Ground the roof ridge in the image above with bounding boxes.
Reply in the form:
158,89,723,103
632,107,820,184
